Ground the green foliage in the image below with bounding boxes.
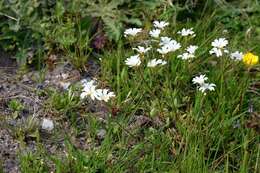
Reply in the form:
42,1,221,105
8,99,24,112
98,3,260,171
47,87,80,117
1,0,260,172
0,0,41,50
8,99,24,119
11,116,40,144
0,0,168,69
19,151,49,173
0,161,3,173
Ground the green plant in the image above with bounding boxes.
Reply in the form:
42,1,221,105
48,87,80,117
10,116,40,145
8,99,24,119
0,161,3,173
98,8,260,171
0,0,52,66
19,151,49,173
2,1,260,172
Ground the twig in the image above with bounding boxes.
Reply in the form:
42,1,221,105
0,12,18,21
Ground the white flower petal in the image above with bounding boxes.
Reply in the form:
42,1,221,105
211,38,228,48
147,59,167,67
153,21,169,29
192,75,208,85
124,28,142,37
149,29,161,38
125,55,141,67
177,28,195,37
230,51,243,61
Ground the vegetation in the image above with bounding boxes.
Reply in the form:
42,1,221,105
0,0,259,172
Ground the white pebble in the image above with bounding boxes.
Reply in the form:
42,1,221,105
42,118,54,131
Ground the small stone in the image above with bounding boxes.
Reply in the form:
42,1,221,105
61,73,69,79
36,83,44,90
41,118,54,131
59,81,70,90
97,129,106,139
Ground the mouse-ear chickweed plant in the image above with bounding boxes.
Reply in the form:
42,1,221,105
111,19,260,120
67,18,260,172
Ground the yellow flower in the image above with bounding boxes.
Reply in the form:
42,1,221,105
243,52,259,66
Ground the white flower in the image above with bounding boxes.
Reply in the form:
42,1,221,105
209,47,223,57
166,41,181,51
177,52,195,60
198,83,216,93
80,80,97,100
193,74,216,93
149,29,161,38
147,59,167,67
157,43,181,55
124,28,142,37
230,51,243,61
211,38,228,48
95,89,115,102
192,75,208,85
159,37,173,46
153,20,169,29
157,46,171,55
42,118,54,131
177,28,195,37
125,55,141,67
186,45,198,54
80,79,115,102
209,38,229,57
157,38,181,55
133,46,151,54
178,45,198,60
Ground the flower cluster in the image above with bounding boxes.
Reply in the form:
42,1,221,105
124,20,178,68
209,37,258,66
192,75,216,94
123,20,259,97
80,79,115,102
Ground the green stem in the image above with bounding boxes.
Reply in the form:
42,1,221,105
137,67,163,114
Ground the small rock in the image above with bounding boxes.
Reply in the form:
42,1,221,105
61,73,69,79
22,75,30,82
59,81,71,90
36,83,44,90
41,118,54,131
97,129,106,139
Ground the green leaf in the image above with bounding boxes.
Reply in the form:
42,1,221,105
122,17,142,26
55,1,65,18
103,18,123,42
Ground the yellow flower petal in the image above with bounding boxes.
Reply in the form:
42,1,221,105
242,52,259,66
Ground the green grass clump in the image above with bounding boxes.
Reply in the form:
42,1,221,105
5,0,260,173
